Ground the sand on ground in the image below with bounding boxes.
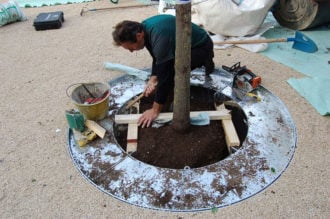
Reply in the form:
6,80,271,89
0,0,329,218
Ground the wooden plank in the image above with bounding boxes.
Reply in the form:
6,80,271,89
127,123,138,153
221,119,240,152
115,110,231,124
85,120,106,139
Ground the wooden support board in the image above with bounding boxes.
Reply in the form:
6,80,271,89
115,110,231,124
216,104,241,153
85,120,106,139
127,123,138,153
222,119,240,148
117,109,239,154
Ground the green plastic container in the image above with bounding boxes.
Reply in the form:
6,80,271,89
65,110,85,132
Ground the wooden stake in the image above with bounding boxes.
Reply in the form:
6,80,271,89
127,123,138,153
215,103,240,153
221,119,240,153
85,120,106,139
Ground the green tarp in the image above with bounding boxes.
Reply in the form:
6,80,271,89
261,13,330,116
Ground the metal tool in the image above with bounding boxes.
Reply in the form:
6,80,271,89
82,84,95,98
80,3,157,16
214,31,318,53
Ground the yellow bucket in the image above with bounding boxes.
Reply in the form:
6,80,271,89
68,82,110,121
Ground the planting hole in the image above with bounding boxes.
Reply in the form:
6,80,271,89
114,86,248,169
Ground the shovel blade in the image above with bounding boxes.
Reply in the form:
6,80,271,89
289,31,318,53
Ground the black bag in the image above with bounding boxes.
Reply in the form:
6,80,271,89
33,11,64,31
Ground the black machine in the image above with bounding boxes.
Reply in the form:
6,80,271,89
33,11,64,31
222,62,261,93
222,62,262,100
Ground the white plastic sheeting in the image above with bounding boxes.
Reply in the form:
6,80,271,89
191,0,275,37
159,0,276,52
0,0,26,26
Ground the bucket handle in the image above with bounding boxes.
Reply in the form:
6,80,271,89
66,83,84,98
66,82,111,98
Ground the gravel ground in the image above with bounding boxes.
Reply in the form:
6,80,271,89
0,1,329,218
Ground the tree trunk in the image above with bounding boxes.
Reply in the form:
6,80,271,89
172,2,191,133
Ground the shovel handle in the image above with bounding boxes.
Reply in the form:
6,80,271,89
81,4,157,16
214,38,287,45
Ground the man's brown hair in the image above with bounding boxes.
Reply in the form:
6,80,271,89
112,20,143,46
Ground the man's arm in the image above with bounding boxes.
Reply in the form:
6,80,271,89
144,75,158,97
138,60,174,128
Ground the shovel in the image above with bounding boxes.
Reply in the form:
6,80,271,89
214,31,318,53
80,3,157,16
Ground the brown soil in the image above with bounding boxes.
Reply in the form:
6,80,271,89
135,119,228,169
115,86,246,169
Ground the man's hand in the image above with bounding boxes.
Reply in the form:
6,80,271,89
138,102,162,128
144,76,158,97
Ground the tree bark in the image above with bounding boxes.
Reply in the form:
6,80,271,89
172,2,191,133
